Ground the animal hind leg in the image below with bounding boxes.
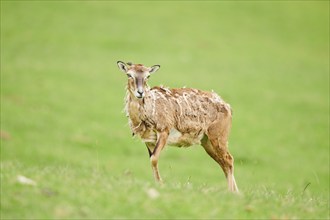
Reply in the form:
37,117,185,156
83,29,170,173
201,135,218,166
206,120,239,192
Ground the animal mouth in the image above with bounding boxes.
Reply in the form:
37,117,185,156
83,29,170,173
136,91,144,99
136,93,144,99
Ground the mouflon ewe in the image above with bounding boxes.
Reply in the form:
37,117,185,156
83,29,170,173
117,61,238,192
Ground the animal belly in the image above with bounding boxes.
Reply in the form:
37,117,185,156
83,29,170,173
167,129,204,147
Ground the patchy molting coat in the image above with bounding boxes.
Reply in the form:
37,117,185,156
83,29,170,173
125,85,232,149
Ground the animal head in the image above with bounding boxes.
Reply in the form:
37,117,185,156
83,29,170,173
117,61,160,99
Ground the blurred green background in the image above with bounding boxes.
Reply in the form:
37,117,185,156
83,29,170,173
1,1,329,219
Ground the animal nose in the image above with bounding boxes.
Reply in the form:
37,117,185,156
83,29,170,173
137,91,143,96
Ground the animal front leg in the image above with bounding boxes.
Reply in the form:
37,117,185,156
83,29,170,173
145,143,153,157
150,131,168,183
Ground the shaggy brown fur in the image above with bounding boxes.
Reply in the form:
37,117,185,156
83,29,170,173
117,61,238,192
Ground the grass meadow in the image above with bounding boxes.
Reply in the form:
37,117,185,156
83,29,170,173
1,1,329,219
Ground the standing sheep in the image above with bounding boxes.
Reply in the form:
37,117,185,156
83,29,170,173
117,61,238,192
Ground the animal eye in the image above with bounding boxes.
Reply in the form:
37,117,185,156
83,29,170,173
127,74,132,78
146,75,150,79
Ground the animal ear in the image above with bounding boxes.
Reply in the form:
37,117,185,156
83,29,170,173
149,65,160,74
117,61,128,73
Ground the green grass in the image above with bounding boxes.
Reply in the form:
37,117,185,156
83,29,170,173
1,1,329,219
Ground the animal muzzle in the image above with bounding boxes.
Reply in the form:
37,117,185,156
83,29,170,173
136,90,144,99
135,78,144,99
